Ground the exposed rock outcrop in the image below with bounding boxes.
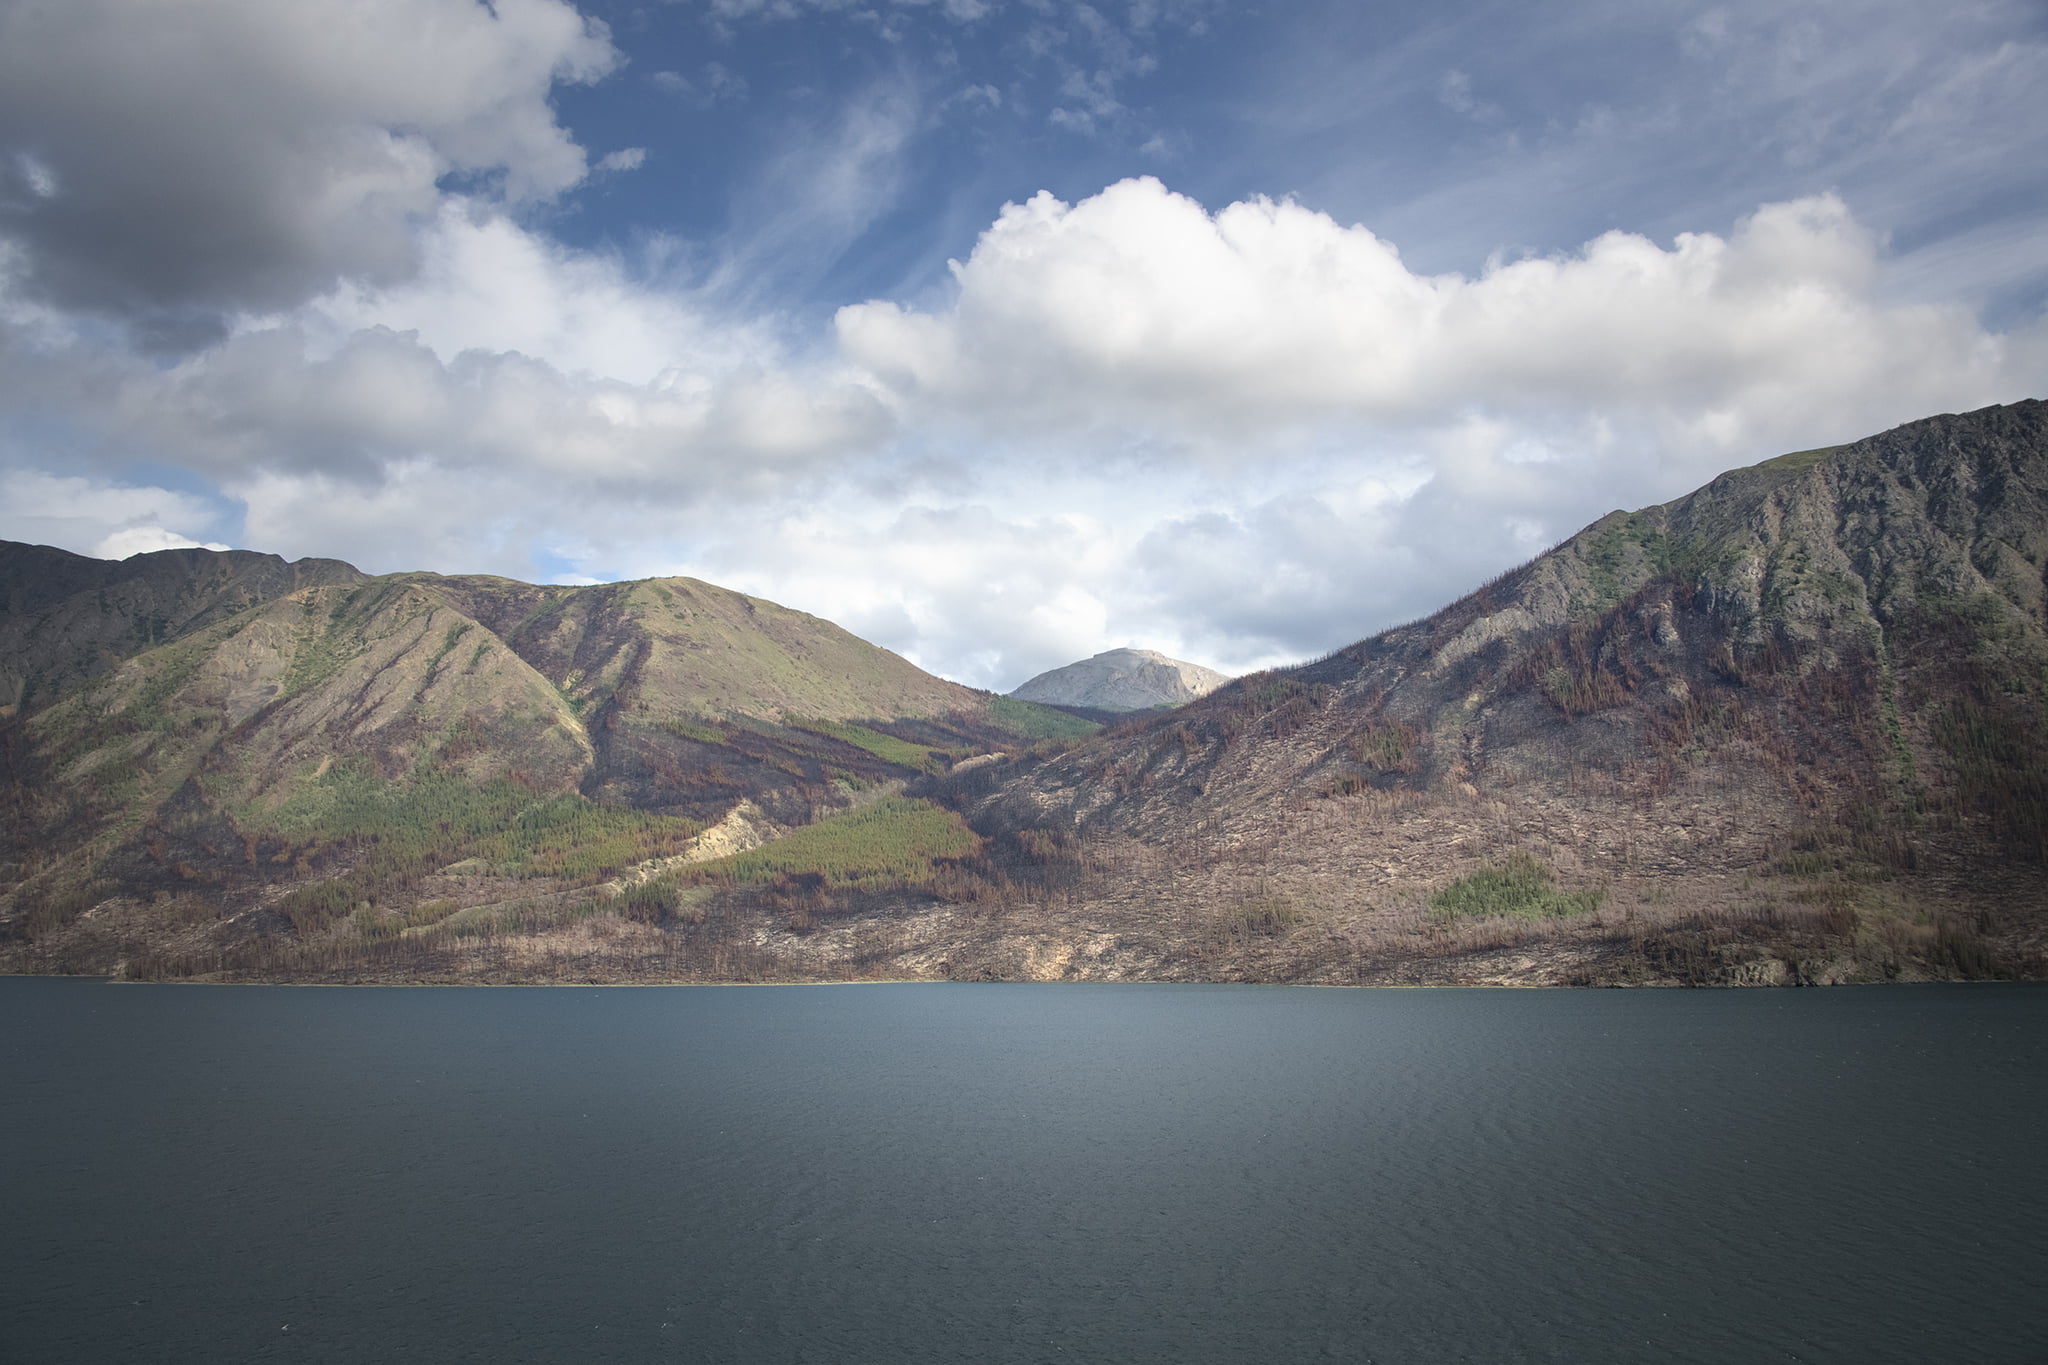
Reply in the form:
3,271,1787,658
1010,647,1231,710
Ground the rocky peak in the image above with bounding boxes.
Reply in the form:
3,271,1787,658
1009,647,1232,711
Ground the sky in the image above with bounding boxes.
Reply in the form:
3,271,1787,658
1,0,2044,691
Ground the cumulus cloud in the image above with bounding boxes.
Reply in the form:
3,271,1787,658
594,147,648,174
304,206,748,385
93,526,234,559
0,0,616,336
840,178,2036,464
106,322,895,499
7,198,892,520
691,499,1134,689
0,195,900,582
822,178,2048,675
0,469,233,559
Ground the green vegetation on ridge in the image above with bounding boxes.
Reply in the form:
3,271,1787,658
791,719,947,772
986,694,1102,740
683,796,980,890
256,759,702,933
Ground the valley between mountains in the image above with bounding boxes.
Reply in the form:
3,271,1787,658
4,401,2044,986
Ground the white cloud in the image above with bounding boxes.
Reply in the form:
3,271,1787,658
950,83,1003,112
93,526,234,559
14,152,58,200
595,147,648,174
840,178,2037,468
1437,69,1476,116
707,81,921,306
104,322,894,498
302,204,746,385
817,178,2048,675
0,185,904,510
0,470,233,559
695,500,1133,687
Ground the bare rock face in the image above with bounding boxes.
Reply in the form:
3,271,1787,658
1010,648,1232,711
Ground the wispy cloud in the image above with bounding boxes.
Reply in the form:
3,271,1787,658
651,62,751,107
702,78,923,308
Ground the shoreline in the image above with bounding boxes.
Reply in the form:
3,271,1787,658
5,969,2032,990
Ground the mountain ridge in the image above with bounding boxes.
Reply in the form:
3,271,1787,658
0,541,364,717
2,399,2042,985
0,548,1094,974
937,399,2047,983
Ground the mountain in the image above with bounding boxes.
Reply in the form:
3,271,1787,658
0,547,1093,975
1010,647,1231,711
939,399,2048,985
4,400,2043,986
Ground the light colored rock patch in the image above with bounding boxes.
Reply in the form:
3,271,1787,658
602,798,785,895
1430,607,1538,675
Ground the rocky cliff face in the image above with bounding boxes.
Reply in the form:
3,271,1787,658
1010,648,1232,710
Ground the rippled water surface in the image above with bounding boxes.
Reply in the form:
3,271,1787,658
4,978,2044,1363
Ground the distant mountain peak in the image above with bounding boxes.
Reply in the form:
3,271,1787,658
1010,647,1231,711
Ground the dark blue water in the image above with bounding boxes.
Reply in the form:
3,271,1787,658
3,979,2044,1363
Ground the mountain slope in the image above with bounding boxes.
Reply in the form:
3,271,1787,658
0,542,363,717
0,552,1090,974
3,400,2041,986
1010,647,1231,710
939,399,2048,984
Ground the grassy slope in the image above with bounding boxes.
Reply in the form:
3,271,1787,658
684,796,980,889
418,573,981,724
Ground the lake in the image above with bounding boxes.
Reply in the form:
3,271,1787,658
3,978,2044,1363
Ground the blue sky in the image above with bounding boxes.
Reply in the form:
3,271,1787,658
1,0,2044,688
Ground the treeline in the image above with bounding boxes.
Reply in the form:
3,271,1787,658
611,795,1088,934
255,759,701,935
687,796,978,889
